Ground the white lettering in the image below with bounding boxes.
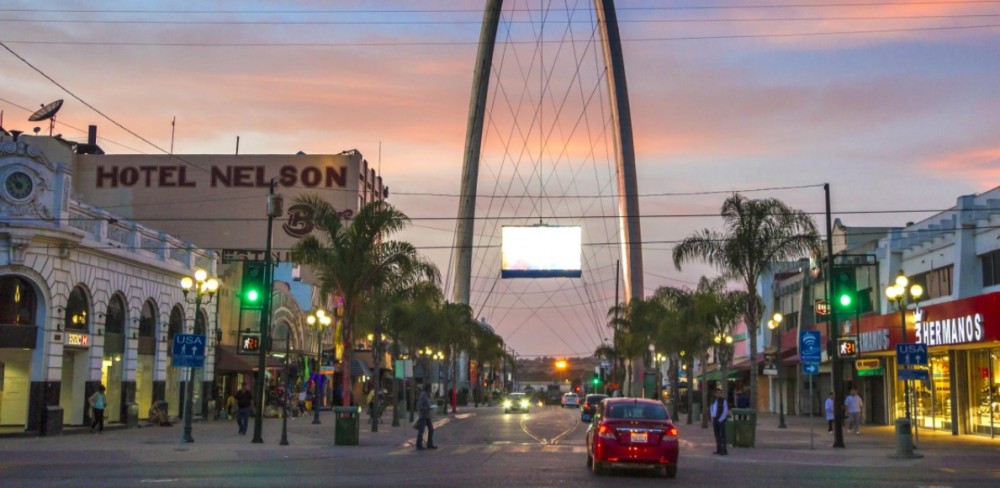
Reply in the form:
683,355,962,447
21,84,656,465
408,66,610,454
975,313,983,341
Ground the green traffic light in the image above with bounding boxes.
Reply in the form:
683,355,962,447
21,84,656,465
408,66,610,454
839,293,852,307
246,289,260,302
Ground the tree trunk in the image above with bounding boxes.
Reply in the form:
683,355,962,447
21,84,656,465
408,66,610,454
341,318,353,407
700,353,710,429
747,299,760,410
669,355,680,419
685,358,694,425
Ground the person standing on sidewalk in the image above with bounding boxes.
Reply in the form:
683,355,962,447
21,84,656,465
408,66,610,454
89,385,107,434
825,392,835,434
234,382,253,435
845,388,863,434
710,389,729,455
415,383,437,450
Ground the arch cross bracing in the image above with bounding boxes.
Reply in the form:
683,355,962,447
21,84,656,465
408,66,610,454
451,0,643,357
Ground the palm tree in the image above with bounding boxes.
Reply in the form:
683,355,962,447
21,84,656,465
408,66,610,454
291,196,433,408
673,194,819,409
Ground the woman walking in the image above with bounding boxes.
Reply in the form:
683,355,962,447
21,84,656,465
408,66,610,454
89,385,107,434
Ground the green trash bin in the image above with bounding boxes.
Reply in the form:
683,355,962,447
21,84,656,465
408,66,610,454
334,406,361,446
730,408,757,447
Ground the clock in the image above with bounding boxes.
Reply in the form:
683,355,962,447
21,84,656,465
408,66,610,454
4,171,34,200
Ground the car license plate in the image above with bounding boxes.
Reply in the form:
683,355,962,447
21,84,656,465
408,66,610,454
631,432,648,443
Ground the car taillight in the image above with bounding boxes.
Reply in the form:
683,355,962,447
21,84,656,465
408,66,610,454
662,426,679,441
597,424,616,440
583,403,590,410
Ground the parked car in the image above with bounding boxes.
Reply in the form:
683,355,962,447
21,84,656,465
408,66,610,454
504,392,531,414
580,394,608,422
586,397,679,478
561,392,580,408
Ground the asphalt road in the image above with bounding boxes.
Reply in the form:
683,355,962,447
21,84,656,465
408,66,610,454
2,405,999,487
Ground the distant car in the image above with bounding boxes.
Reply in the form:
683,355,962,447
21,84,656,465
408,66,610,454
504,392,531,414
580,394,608,421
561,392,580,408
586,397,679,478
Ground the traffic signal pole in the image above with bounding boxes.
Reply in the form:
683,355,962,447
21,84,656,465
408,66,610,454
825,184,846,448
252,179,279,444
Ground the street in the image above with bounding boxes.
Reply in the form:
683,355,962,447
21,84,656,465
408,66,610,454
1,406,999,487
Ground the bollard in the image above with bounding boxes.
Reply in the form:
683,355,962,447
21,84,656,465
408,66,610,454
890,418,923,459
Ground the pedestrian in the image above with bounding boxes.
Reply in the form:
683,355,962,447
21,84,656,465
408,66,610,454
710,389,729,455
736,388,750,408
415,383,437,450
234,382,253,435
89,385,107,434
845,388,863,434
824,392,835,434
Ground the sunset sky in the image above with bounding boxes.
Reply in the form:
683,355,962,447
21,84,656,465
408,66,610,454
2,1,998,358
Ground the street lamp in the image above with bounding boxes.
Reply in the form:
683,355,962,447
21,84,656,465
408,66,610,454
306,309,333,425
768,312,786,428
713,334,734,387
179,269,219,444
885,272,923,421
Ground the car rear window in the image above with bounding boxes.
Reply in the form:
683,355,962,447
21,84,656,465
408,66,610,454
605,403,668,420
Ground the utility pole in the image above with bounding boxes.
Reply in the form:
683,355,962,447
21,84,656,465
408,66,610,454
252,179,280,444
825,183,846,448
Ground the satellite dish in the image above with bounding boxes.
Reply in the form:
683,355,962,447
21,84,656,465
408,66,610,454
28,99,63,136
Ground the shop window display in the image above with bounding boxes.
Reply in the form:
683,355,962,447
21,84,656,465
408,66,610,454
969,349,1000,436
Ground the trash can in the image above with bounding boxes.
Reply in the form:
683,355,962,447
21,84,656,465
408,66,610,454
127,402,139,428
333,406,361,446
730,408,757,447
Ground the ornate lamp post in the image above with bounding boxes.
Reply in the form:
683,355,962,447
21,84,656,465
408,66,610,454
885,272,923,421
768,312,786,428
306,309,333,424
179,269,219,444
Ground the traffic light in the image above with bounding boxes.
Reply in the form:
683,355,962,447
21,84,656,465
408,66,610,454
838,337,858,358
832,266,857,314
592,372,601,387
241,261,266,309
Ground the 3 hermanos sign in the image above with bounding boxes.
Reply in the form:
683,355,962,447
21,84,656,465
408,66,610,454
73,152,367,251
856,291,1000,349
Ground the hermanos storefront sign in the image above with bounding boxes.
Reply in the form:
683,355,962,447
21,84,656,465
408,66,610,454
858,291,1000,350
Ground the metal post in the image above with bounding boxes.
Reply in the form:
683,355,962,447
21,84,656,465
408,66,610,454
313,328,322,424
279,327,289,446
825,183,846,448
777,325,786,429
252,180,278,444
182,363,195,443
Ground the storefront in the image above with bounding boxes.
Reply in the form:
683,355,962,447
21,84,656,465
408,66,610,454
857,291,1000,437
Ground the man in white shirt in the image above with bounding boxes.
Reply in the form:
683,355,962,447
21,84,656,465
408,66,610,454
844,388,863,434
824,392,835,433
710,389,729,455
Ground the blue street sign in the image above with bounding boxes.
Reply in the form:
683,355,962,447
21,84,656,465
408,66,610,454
896,343,928,366
897,369,930,381
802,362,819,375
800,330,822,363
171,333,206,368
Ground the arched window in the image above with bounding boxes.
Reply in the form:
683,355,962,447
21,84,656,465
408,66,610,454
0,276,37,326
105,294,126,335
168,305,184,355
272,322,290,354
194,308,207,336
139,300,156,338
65,285,90,331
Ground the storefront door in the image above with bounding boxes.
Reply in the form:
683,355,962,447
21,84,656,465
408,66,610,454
968,348,999,437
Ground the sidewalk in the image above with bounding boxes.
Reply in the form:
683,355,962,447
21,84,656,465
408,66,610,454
0,407,443,465
676,411,1000,469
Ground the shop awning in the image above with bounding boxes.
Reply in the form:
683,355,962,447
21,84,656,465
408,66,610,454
350,359,373,378
215,345,285,373
698,369,743,381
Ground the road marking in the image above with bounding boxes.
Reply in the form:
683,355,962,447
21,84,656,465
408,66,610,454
140,480,178,484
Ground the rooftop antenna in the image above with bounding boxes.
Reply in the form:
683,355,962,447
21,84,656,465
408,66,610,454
28,99,63,136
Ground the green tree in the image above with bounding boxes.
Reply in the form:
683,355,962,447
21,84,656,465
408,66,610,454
673,194,819,409
291,196,434,408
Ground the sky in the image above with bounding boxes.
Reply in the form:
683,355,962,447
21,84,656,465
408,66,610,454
2,1,998,359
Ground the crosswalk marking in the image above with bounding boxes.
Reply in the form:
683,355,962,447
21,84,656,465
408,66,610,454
389,444,588,456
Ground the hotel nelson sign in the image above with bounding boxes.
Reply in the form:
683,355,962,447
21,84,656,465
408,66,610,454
857,292,1000,351
73,153,363,252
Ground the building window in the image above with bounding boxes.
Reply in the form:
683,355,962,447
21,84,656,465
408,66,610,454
66,285,90,331
983,249,1000,287
0,276,36,326
912,265,953,301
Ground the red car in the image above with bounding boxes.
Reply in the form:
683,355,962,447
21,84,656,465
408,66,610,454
586,397,679,478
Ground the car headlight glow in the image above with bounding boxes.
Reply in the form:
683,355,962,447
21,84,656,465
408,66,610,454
520,400,529,408
503,400,512,408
